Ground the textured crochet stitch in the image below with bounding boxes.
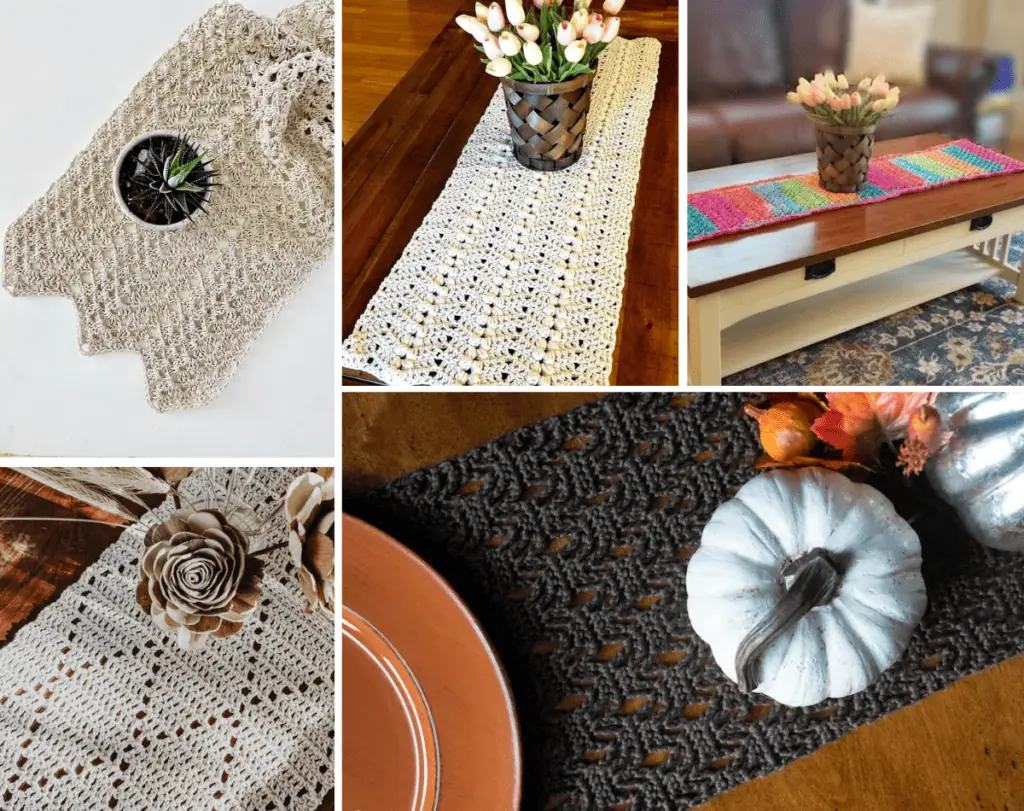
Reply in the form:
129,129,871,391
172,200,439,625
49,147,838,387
688,139,1024,243
341,38,661,386
2,1,335,412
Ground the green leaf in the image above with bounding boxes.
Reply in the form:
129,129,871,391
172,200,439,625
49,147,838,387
170,153,205,185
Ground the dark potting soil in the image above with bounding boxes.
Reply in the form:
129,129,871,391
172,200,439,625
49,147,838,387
117,135,212,226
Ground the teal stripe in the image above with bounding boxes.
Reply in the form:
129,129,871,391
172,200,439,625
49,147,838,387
858,182,887,199
688,204,717,239
892,156,946,184
751,182,804,216
942,144,1007,174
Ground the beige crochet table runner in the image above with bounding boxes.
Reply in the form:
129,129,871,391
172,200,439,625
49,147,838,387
341,38,661,386
2,1,334,412
0,468,334,811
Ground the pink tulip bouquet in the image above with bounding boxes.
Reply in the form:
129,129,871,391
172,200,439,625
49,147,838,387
787,71,901,127
456,0,623,83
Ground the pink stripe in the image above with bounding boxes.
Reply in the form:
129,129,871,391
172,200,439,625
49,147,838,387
954,139,1024,168
690,192,750,229
871,160,926,189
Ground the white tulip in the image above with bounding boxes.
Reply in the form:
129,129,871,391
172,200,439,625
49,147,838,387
556,20,576,46
506,0,526,26
564,39,586,63
476,2,489,20
582,21,604,43
487,2,506,32
603,0,624,12
571,9,589,32
524,40,543,65
517,23,540,42
486,57,513,77
456,14,491,43
499,30,522,56
483,34,504,60
601,16,620,42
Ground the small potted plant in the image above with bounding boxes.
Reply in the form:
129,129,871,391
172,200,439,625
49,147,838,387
787,71,901,193
112,131,218,230
456,0,623,171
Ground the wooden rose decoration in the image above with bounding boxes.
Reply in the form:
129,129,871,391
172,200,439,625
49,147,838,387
285,471,335,615
136,509,263,651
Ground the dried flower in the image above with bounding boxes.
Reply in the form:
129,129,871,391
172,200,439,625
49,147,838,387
136,509,263,651
286,472,335,615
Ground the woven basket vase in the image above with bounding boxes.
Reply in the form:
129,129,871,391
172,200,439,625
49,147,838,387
815,123,877,193
500,71,594,171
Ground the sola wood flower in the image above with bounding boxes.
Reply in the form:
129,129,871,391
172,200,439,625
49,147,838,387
136,509,263,651
285,472,335,615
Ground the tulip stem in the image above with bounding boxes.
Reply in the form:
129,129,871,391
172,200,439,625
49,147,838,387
250,541,288,558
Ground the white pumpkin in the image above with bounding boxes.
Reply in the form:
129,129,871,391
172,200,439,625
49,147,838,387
686,468,927,707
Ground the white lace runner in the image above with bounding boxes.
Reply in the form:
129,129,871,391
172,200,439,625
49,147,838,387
0,468,334,811
341,38,662,385
2,1,334,412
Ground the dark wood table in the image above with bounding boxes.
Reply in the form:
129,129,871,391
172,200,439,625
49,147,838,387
342,1,679,386
0,469,334,811
687,134,1024,384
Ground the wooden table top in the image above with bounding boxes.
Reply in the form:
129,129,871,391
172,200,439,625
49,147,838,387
0,469,334,811
688,134,1024,297
342,0,679,385
342,392,1024,811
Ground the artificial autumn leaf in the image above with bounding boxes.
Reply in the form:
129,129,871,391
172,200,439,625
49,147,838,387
766,392,828,411
752,455,872,474
813,392,937,462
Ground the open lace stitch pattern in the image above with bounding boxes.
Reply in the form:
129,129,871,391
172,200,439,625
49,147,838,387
2,1,334,412
341,38,661,386
0,467,334,811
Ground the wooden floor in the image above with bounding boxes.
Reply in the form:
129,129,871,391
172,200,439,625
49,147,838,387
342,392,1024,811
341,0,463,142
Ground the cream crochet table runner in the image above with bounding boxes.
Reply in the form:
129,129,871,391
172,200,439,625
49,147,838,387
2,1,334,412
0,468,334,811
341,38,661,386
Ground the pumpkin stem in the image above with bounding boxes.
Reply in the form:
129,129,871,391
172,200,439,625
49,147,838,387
735,548,842,694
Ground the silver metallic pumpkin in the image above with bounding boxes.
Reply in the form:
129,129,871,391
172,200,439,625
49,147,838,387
926,392,1024,552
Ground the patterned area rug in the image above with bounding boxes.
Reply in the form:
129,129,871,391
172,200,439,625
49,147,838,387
725,234,1024,386
344,394,1024,810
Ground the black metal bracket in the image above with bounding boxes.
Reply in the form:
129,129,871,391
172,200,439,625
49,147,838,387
971,215,994,231
805,259,836,281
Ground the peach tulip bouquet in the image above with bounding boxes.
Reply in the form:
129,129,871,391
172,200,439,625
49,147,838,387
456,0,623,83
787,71,901,128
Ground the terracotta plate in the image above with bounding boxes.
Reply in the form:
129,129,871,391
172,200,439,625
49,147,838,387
342,515,522,811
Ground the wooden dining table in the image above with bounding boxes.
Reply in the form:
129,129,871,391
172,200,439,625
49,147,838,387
0,469,334,811
342,0,679,386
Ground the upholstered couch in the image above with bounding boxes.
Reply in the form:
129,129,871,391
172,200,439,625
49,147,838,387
689,0,1000,170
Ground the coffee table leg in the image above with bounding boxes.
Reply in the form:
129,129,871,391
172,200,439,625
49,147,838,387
687,293,722,385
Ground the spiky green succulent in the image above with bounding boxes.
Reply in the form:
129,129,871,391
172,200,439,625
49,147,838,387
129,133,219,224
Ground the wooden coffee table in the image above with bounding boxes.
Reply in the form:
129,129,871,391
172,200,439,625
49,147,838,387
687,134,1024,385
343,1,679,386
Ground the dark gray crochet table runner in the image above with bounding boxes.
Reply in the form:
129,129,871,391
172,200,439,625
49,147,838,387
345,393,1024,810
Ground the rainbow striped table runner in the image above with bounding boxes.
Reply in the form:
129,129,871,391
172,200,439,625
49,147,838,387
688,139,1024,244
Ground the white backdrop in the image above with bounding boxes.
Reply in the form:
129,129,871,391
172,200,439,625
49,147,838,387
0,1,334,457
